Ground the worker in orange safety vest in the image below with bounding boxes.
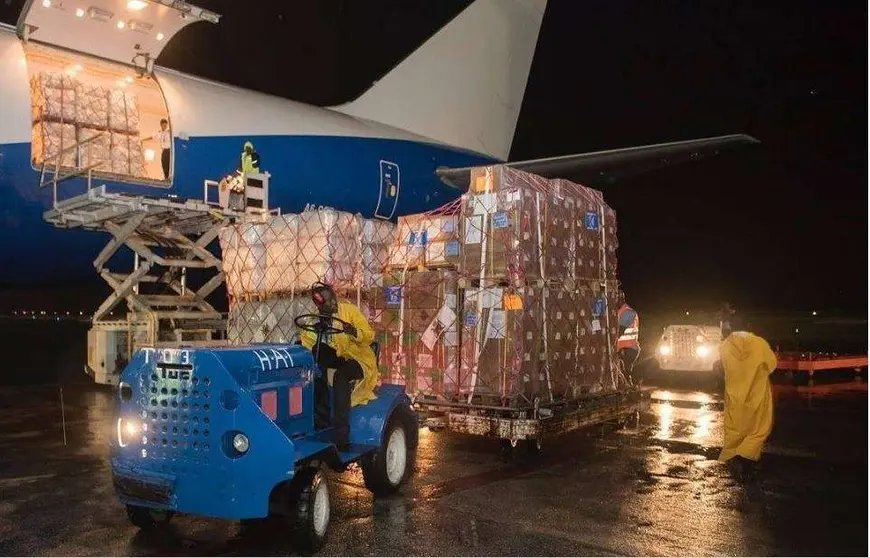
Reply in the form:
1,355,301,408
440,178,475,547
616,293,641,387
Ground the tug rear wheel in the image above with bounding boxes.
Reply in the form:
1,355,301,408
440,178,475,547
125,505,173,531
289,467,330,555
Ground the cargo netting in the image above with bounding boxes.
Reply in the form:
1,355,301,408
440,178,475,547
220,165,624,408
30,71,146,177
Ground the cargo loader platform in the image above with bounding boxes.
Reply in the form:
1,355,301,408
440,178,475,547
42,185,250,384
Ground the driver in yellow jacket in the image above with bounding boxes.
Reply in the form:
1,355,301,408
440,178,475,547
717,313,777,481
300,283,378,447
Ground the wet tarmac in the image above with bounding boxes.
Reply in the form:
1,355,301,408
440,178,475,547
0,374,866,556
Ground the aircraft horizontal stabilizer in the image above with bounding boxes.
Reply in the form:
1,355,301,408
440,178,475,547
436,133,759,190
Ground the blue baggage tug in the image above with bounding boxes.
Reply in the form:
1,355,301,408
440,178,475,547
110,314,418,553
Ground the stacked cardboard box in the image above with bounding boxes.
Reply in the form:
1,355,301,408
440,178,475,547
29,70,146,178
388,213,460,270
452,166,621,404
369,270,460,396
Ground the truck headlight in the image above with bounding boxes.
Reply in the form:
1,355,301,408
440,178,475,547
696,345,710,358
658,345,672,356
232,433,250,454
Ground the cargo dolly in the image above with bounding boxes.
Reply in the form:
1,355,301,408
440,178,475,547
111,313,417,553
415,388,642,458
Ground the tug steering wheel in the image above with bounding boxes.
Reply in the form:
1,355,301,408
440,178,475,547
294,314,353,336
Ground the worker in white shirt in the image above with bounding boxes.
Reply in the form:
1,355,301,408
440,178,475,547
143,119,171,180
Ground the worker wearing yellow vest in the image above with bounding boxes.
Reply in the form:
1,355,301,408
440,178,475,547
239,141,261,174
616,293,641,387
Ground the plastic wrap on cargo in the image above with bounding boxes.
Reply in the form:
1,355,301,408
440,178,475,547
369,270,460,396
77,127,111,171
388,213,459,270
360,218,395,289
31,72,77,123
264,214,299,294
228,296,317,345
31,121,77,167
220,209,395,300
296,209,361,292
456,285,619,405
76,83,109,129
108,90,140,134
460,166,618,285
110,133,146,177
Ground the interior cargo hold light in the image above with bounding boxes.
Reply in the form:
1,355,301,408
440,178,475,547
116,79,128,87
127,0,148,10
129,19,153,33
125,76,133,83
117,20,126,29
75,8,85,17
156,32,164,41
41,0,51,7
87,7,113,22
144,149,156,161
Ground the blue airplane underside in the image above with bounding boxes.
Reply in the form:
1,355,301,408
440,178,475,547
0,135,494,284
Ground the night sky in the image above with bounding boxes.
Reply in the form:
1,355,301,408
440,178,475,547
1,0,866,315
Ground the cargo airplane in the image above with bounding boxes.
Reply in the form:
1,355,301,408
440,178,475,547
0,0,756,285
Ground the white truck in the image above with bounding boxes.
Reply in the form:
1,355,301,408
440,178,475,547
655,324,723,372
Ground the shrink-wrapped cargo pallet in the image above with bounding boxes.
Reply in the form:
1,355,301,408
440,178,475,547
31,72,77,123
361,218,395,289
108,89,140,134
77,83,110,129
31,121,76,167
460,166,618,284
373,165,623,406
295,209,361,292
111,133,146,177
227,296,317,345
219,209,397,300
29,70,144,176
77,127,111,171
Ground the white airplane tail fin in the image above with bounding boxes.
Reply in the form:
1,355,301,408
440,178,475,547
334,0,547,161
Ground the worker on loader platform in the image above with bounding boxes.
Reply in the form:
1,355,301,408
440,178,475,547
300,283,378,448
616,293,641,387
239,141,261,174
717,313,777,482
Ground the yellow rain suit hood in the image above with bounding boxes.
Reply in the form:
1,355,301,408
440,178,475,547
718,331,778,462
301,299,378,407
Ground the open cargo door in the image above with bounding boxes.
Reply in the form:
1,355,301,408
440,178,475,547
17,0,219,70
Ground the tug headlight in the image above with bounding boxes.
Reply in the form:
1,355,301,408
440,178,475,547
117,418,143,447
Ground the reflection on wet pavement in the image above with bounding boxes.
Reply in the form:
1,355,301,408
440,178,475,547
0,378,866,557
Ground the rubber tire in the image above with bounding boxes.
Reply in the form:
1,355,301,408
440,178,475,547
125,505,173,531
289,467,330,555
362,409,412,496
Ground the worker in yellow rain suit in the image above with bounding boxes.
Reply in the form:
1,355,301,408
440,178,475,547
301,283,378,448
717,313,777,481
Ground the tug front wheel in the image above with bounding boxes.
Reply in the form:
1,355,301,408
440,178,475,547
125,505,173,531
362,406,414,496
289,467,330,555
